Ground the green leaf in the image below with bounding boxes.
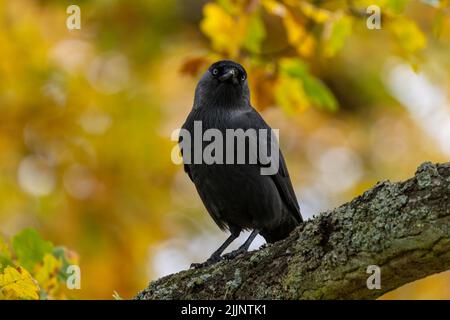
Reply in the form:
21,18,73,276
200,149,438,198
12,229,53,271
217,0,240,15
244,13,266,53
323,14,353,58
0,255,13,272
53,246,75,282
302,77,338,111
0,237,13,271
279,58,338,111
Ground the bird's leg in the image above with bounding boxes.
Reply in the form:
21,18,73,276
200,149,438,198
223,229,260,260
190,231,240,269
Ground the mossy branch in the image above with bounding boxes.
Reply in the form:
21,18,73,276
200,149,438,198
136,162,450,299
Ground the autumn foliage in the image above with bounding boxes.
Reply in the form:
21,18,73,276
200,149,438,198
0,0,449,299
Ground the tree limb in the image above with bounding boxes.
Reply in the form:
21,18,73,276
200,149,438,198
136,161,450,299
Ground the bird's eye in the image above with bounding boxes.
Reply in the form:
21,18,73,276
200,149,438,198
241,74,246,81
212,68,219,75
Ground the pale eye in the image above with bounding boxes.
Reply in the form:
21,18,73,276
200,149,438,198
212,68,219,75
241,74,246,81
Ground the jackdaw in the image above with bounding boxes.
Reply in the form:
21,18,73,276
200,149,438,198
180,60,303,268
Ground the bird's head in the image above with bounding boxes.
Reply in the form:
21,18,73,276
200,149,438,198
194,60,250,109
208,60,247,85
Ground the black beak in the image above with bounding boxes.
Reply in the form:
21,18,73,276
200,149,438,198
219,68,237,82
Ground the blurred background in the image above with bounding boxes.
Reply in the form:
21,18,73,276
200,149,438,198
0,0,449,299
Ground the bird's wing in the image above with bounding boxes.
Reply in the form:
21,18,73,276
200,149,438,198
180,110,195,182
183,162,193,182
230,108,303,223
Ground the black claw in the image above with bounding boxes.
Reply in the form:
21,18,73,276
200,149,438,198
189,262,204,269
190,255,222,269
222,248,246,260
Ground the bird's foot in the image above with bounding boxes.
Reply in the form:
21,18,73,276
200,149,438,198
222,247,247,260
190,254,222,269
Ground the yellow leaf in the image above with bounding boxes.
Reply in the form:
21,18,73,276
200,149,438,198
298,2,332,23
200,3,246,57
299,34,316,57
34,254,62,297
275,74,310,114
283,12,305,43
283,11,316,57
0,266,39,300
389,17,427,54
262,0,287,17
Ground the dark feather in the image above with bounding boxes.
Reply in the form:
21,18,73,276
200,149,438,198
180,60,303,245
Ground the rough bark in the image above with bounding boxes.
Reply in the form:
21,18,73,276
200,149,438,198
136,161,450,300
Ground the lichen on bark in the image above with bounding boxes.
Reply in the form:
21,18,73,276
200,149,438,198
136,162,450,300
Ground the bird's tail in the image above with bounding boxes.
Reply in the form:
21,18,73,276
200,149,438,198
260,215,300,244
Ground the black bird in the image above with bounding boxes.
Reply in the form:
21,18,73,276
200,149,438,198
180,60,302,268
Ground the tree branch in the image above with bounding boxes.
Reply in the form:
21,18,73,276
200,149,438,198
136,161,450,299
